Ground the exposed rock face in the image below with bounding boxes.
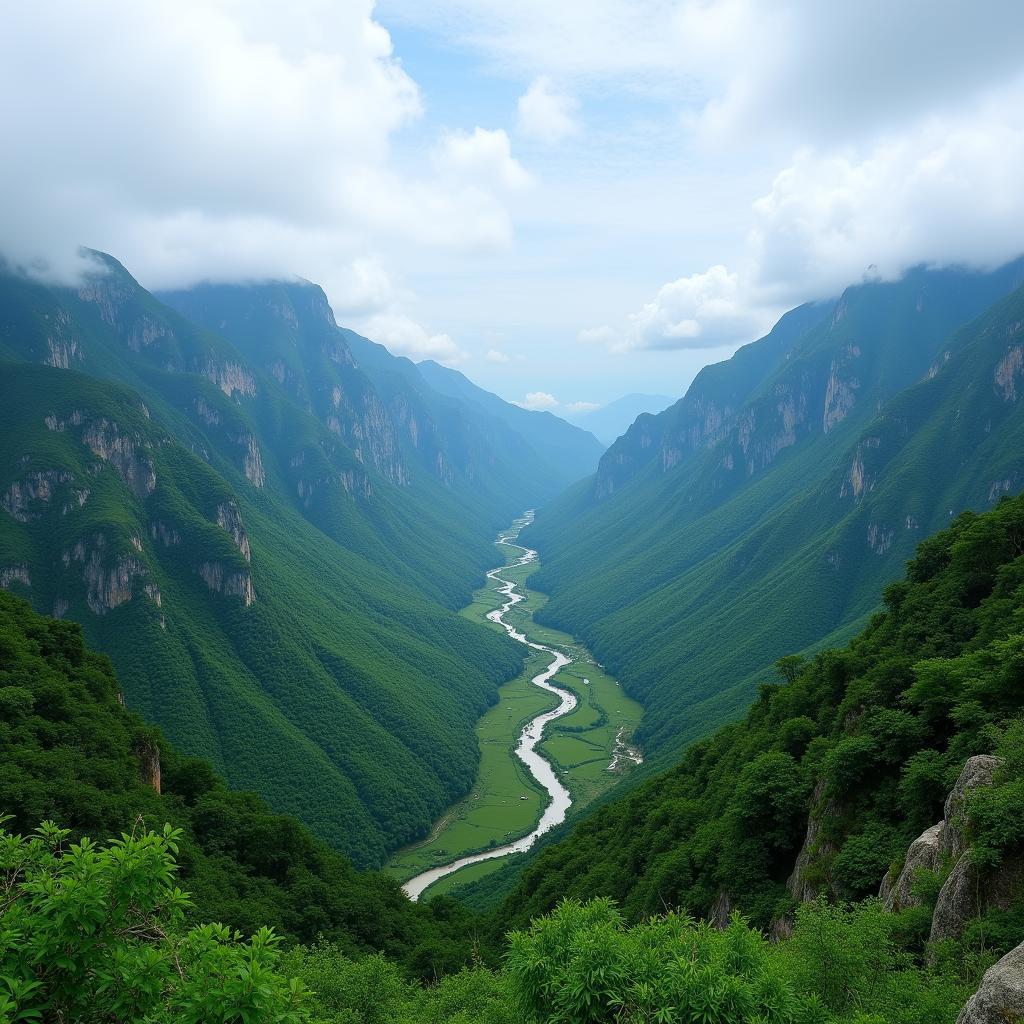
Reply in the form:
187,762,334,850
823,357,860,433
216,501,251,562
709,891,732,929
929,856,980,944
81,420,156,497
1,470,73,521
956,940,1024,1023
867,523,895,555
240,433,265,487
65,536,149,615
787,779,842,902
0,565,31,590
994,345,1024,401
133,737,162,794
150,521,181,547
881,822,943,912
46,336,82,368
204,360,257,398
942,755,1001,860
870,755,1013,949
198,561,255,605
194,397,221,426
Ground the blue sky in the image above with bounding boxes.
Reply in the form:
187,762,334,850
3,1,1024,414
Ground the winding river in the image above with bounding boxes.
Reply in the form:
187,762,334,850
402,512,578,900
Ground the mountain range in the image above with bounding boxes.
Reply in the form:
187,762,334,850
0,251,603,866
523,258,1024,766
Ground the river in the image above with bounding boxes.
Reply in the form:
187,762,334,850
402,512,579,901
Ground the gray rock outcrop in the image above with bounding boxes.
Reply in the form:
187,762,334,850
941,755,1001,860
956,939,1024,1023
881,821,943,912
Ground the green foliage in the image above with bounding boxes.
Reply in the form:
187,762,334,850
0,819,306,1023
522,261,1024,769
0,257,540,862
483,493,1024,951
0,588,487,974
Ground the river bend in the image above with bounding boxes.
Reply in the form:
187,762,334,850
403,512,577,900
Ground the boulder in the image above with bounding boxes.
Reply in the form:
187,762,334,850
942,755,1001,860
929,856,980,945
956,939,1024,1023
882,821,943,912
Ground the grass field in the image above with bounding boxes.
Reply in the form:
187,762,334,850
386,532,643,897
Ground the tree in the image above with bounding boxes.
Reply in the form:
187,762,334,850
0,818,308,1023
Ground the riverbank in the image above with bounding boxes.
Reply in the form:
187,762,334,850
387,514,642,899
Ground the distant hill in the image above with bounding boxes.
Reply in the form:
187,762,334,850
0,254,556,866
563,392,675,445
415,357,605,486
524,258,1024,766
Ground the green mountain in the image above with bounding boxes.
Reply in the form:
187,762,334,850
0,586,480,974
485,491,1024,961
0,254,543,866
159,282,603,507
524,260,1024,764
415,356,605,483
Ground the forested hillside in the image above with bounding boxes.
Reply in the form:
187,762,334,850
3,520,1015,1024
0,253,603,865
525,260,1024,762
485,492,1024,959
0,588,478,974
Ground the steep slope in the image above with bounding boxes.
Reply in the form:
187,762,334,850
0,257,527,865
525,261,1024,762
0,587,481,973
415,357,605,484
487,493,1024,959
159,281,602,508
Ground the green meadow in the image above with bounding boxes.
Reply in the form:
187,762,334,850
387,533,643,896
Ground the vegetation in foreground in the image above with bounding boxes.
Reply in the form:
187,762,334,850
0,821,976,1024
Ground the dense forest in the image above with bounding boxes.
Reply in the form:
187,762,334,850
523,261,1024,767
470,493,1024,963
0,254,607,865
5,486,1024,1022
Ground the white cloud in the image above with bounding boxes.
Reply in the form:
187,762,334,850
517,77,580,144
565,400,601,413
516,391,559,410
382,1,1024,146
618,265,769,351
749,89,1024,302
0,1,530,292
359,311,467,365
486,348,511,363
435,127,533,191
577,325,616,345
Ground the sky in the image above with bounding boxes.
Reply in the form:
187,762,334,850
3,1,1024,413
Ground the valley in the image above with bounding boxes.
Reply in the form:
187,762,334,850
389,513,642,899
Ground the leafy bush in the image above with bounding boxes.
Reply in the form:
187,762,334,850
0,819,306,1023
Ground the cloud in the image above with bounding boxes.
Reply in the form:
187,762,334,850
577,325,616,345
748,90,1024,302
435,127,533,191
0,1,530,293
517,77,580,144
618,265,769,351
565,400,601,413
359,311,467,365
516,391,559,410
486,348,511,363
383,1,1024,146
